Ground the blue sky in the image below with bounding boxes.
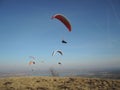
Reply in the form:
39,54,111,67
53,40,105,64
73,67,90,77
0,0,120,72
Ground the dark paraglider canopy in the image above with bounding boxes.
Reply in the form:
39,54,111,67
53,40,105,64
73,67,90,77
57,50,63,56
58,62,62,65
62,40,67,44
29,61,35,65
33,61,35,64
52,50,63,56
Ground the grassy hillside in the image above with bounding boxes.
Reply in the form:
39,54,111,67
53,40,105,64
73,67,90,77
0,76,120,90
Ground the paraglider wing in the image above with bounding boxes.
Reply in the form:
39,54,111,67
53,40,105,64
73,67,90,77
52,51,55,56
52,14,71,32
57,50,63,55
52,50,63,56
62,40,67,44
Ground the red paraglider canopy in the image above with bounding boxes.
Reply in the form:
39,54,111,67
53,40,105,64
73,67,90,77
52,14,72,32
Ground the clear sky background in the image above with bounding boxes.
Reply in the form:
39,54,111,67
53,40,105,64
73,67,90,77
0,0,120,72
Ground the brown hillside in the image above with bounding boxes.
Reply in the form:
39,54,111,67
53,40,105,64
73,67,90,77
0,76,120,90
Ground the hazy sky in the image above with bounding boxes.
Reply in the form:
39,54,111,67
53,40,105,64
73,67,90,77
0,0,120,72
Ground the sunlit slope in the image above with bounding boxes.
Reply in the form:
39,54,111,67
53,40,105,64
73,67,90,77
0,76,120,90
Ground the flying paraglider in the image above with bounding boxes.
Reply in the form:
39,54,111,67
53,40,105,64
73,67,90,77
29,61,35,71
57,50,63,55
52,50,63,56
58,62,62,65
62,40,67,44
29,61,35,65
52,14,72,32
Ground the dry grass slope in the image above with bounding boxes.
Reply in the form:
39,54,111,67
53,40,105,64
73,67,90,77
0,76,120,90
